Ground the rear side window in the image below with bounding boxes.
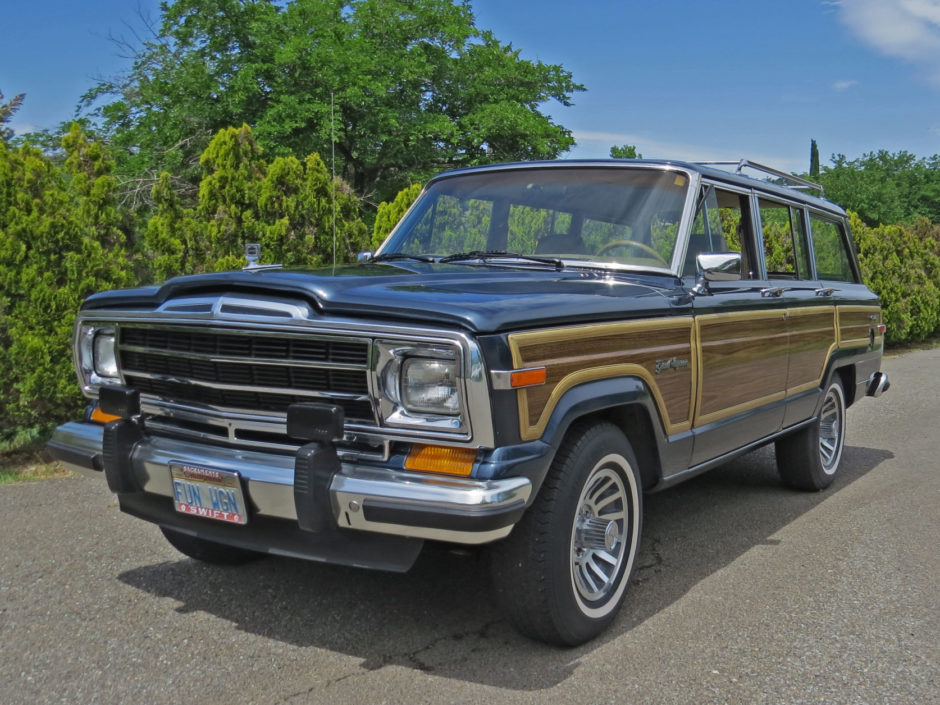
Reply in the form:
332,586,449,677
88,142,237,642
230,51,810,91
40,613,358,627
810,215,856,282
758,199,797,278
757,198,812,279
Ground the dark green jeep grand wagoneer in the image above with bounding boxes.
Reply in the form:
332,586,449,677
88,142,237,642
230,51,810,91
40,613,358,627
49,159,888,645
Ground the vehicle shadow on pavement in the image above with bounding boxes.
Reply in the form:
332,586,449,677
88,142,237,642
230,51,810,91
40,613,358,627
118,443,892,691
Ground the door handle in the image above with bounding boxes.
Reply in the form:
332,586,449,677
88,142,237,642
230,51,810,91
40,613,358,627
761,287,784,297
814,287,835,297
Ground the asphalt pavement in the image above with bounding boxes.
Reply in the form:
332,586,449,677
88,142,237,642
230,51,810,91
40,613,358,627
1,347,937,705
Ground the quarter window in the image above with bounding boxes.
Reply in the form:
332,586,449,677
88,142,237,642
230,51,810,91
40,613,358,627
810,215,856,282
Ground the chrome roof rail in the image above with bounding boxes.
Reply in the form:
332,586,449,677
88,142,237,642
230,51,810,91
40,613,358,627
695,159,824,197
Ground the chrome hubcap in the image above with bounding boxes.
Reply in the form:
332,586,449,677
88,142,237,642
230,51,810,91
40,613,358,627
571,466,629,602
819,387,844,474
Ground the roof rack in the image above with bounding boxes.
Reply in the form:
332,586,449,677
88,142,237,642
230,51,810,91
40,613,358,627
695,159,824,197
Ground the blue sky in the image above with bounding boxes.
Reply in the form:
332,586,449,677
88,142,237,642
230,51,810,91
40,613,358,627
3,0,940,175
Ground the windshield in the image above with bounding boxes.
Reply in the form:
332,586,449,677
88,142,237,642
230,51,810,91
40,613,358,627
380,166,691,271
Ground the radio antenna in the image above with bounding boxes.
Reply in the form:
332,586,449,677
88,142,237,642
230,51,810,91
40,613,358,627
331,91,337,274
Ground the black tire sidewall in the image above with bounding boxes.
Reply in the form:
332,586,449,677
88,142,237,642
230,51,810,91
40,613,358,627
776,378,846,491
544,424,643,643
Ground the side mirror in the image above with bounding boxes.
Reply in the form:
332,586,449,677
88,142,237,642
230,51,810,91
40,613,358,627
693,252,742,295
698,252,742,281
357,251,373,263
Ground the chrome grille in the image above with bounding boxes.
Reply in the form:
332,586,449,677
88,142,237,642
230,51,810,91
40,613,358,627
118,326,375,423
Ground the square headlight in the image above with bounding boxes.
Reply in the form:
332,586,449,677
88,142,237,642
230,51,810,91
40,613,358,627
77,325,120,389
93,332,119,378
374,340,467,433
401,357,459,415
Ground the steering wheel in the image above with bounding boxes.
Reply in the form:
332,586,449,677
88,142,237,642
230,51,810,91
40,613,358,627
596,239,669,266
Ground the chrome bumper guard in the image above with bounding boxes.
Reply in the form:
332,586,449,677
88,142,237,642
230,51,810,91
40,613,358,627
867,371,890,398
48,422,531,545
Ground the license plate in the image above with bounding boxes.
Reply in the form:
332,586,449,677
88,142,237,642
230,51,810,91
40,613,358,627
170,463,248,525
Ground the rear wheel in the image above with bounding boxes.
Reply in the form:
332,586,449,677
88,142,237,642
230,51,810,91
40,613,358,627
776,379,847,491
490,422,643,646
160,527,264,565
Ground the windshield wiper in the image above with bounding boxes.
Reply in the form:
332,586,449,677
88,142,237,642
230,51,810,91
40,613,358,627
438,250,564,270
369,252,436,263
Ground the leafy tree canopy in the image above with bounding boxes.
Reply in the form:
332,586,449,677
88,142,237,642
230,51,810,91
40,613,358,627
372,182,421,249
817,149,940,226
0,125,132,441
610,144,642,159
143,124,369,280
0,91,26,144
82,0,584,208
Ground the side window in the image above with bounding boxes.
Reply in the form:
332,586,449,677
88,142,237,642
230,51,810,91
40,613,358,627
757,198,811,279
810,214,857,282
684,186,755,277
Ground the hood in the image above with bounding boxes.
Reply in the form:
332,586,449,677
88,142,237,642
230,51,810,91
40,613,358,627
82,262,689,333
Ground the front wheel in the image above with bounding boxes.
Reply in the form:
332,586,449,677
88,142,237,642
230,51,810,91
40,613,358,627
776,378,847,491
490,422,643,646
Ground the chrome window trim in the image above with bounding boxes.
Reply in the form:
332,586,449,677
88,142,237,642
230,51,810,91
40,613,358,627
668,170,702,275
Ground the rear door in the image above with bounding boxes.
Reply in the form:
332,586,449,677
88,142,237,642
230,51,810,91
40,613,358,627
688,184,791,464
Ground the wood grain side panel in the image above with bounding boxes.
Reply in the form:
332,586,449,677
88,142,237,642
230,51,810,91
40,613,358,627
509,319,695,441
786,307,837,394
838,305,883,347
695,312,788,425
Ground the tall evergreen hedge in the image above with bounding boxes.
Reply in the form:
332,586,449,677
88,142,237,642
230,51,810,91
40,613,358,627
2,126,939,450
0,126,132,446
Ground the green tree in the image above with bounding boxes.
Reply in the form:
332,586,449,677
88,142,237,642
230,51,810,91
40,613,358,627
82,0,583,206
610,144,642,159
818,150,940,226
852,212,940,343
809,139,819,178
0,125,132,444
372,183,421,249
143,171,198,280
257,152,369,267
142,125,368,279
195,124,267,271
0,91,26,144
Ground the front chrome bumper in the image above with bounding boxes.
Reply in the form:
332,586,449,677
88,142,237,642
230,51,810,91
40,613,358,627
48,422,531,545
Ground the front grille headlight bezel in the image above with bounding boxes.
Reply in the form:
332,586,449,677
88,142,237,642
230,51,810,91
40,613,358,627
70,311,494,448
374,340,468,434
76,324,121,393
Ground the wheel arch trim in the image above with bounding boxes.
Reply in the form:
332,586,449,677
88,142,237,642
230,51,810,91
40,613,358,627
530,376,668,493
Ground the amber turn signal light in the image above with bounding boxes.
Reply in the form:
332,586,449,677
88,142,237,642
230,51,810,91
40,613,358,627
90,406,122,424
510,367,547,388
405,445,477,476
